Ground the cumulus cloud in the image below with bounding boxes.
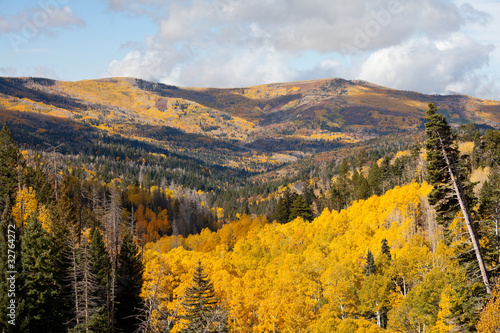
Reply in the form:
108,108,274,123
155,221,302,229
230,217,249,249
0,5,85,35
105,0,495,98
358,33,494,95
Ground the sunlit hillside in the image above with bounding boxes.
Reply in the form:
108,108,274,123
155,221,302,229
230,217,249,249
141,182,485,332
2,76,500,174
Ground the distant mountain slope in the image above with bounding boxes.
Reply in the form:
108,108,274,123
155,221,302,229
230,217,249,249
1,76,499,170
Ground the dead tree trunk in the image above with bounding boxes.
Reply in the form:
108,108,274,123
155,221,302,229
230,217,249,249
437,134,491,294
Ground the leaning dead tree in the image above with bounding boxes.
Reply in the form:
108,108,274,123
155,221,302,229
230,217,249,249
425,102,491,294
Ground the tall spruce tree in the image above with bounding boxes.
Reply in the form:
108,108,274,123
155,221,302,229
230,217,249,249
478,169,500,273
302,177,316,206
367,163,383,196
115,232,144,333
0,198,21,333
0,125,21,213
89,228,111,331
19,215,63,332
51,181,79,327
289,195,313,222
365,250,375,276
181,260,227,333
352,169,371,201
331,159,352,211
273,188,297,224
425,102,491,293
381,238,391,261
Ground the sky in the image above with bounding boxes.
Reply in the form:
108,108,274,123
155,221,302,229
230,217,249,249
1,0,500,100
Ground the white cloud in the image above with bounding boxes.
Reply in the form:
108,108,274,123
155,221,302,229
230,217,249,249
107,34,296,87
178,45,296,87
107,35,193,82
105,0,496,98
0,5,85,35
358,33,494,96
106,0,489,53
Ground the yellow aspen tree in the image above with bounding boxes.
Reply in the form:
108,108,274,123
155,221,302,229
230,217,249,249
477,280,500,333
433,285,454,333
12,186,38,228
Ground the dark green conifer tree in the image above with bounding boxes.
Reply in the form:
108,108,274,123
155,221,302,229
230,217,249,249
302,177,316,207
425,103,476,229
339,159,350,176
380,154,394,192
381,238,391,261
90,228,111,305
352,169,371,201
88,228,112,332
289,195,313,222
478,169,500,274
365,250,375,276
181,260,227,333
273,188,297,224
367,163,382,196
51,181,79,326
331,169,352,212
0,199,20,332
0,125,21,221
19,215,63,332
273,197,289,224
425,102,490,293
115,232,144,333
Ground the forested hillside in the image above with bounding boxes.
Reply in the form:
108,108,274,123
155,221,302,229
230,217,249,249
2,76,500,172
1,78,500,332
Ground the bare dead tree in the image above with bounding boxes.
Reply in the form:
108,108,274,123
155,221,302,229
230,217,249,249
67,225,99,332
436,133,491,294
43,143,64,200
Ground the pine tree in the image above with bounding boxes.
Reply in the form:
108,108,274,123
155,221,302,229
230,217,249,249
19,215,63,332
339,159,350,176
273,197,289,224
302,177,315,206
51,181,78,327
88,228,112,332
365,250,375,276
367,163,382,196
352,169,370,201
331,164,352,211
425,102,491,293
378,239,392,328
289,195,313,222
381,238,391,261
115,232,144,333
0,125,22,224
0,198,20,332
273,188,297,224
181,260,227,333
478,169,500,273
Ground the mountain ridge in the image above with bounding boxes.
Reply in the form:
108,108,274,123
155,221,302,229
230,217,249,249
1,76,499,171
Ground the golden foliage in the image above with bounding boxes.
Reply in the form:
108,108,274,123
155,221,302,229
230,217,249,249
139,183,473,332
12,186,38,228
477,280,500,333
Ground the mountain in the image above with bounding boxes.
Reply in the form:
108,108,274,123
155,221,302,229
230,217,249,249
1,76,499,171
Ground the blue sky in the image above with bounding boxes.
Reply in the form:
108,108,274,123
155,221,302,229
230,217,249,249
1,0,500,100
